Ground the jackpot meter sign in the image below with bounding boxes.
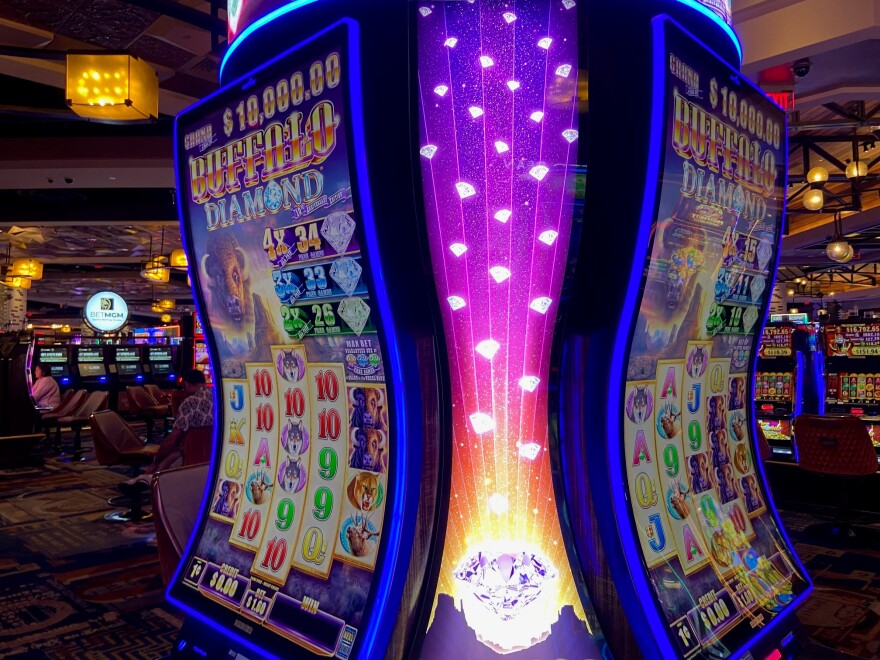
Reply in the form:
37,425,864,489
619,19,808,658
170,23,392,659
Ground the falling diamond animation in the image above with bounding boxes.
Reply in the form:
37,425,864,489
529,165,549,181
506,80,520,91
469,106,484,118
538,230,558,245
519,443,541,460
320,212,356,254
562,129,579,143
475,339,500,360
537,37,552,49
447,296,466,311
489,266,511,283
449,243,468,257
503,11,517,23
479,55,494,68
444,37,458,48
420,144,438,159
456,182,477,199
469,413,495,434
329,257,362,296
518,375,540,392
494,141,510,153
529,111,544,123
530,297,552,314
434,84,449,97
562,0,576,8
488,494,508,515
418,6,431,16
338,297,371,336
555,64,572,78
494,209,511,223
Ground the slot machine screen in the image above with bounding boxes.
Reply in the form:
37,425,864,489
117,362,141,376
36,347,69,378
169,21,398,659
77,347,105,363
150,347,174,376
115,347,141,362
615,19,808,658
825,323,880,357
79,363,106,377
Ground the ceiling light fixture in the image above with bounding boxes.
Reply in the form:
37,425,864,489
66,53,158,121
826,212,854,263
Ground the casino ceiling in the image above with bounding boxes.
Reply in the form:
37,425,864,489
3,0,880,326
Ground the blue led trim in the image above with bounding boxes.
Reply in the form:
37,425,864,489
675,0,743,64
220,0,321,81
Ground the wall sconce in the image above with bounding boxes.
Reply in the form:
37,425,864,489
169,249,188,268
66,53,158,121
11,259,43,280
141,260,170,283
846,159,868,179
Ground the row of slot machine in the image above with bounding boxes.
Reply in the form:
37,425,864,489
755,317,880,457
165,1,811,660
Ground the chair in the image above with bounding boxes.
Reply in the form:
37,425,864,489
792,414,879,542
127,385,170,442
151,463,209,585
42,389,87,449
144,384,168,405
756,423,772,463
91,410,160,522
183,426,213,466
170,389,187,419
56,390,109,462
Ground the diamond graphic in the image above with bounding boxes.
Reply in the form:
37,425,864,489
529,111,544,122
444,37,458,48
530,297,552,314
456,182,477,199
320,212,356,254
562,0,576,8
519,376,540,392
329,257,362,295
506,80,520,91
503,11,517,23
494,141,510,153
489,266,510,283
338,297,371,336
743,306,759,333
470,412,495,434
479,56,494,68
562,129,579,143
475,339,500,360
529,165,549,181
264,179,283,212
555,64,572,78
448,295,466,311
538,230,558,245
434,85,449,97
469,106,484,118
757,241,772,271
750,276,766,303
454,549,557,621
494,209,512,223
449,243,468,257
537,37,552,49
488,493,508,514
518,442,541,460
418,6,431,16
420,144,438,159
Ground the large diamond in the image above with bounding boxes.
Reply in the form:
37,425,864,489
338,297,370,336
320,212,356,254
454,550,556,621
329,256,362,295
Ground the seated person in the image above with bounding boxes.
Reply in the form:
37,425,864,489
121,369,213,491
32,364,61,409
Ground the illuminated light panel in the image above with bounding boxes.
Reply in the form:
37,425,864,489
503,11,517,23
529,165,549,181
529,111,544,122
537,37,552,49
445,37,459,48
420,144,438,159
419,6,432,16
448,296,467,311
449,243,468,257
469,106,484,118
489,266,511,283
456,181,477,198
562,129,579,143
518,442,541,460
479,55,494,68
529,297,553,314
518,375,540,392
434,84,449,97
488,493,509,514
475,339,501,360
538,230,559,245
417,1,603,656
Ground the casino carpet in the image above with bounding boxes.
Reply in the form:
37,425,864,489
0,443,183,660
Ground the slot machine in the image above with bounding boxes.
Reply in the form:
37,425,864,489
31,344,72,390
0,332,40,436
824,321,880,456
556,1,812,658
167,2,443,659
147,345,178,384
193,313,213,386
111,345,146,385
72,345,109,390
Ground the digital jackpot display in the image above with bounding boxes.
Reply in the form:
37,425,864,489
170,22,395,659
758,326,793,358
417,1,605,657
618,19,808,658
825,322,880,357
